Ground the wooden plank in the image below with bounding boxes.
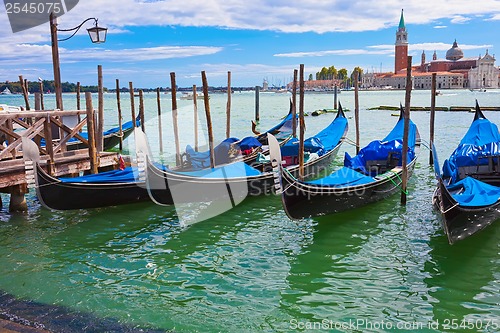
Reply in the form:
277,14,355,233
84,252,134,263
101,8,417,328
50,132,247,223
0,110,85,118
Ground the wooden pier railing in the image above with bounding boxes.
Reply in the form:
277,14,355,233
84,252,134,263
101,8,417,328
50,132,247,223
0,93,119,211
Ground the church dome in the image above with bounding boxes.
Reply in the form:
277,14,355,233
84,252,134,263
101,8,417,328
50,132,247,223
446,40,464,61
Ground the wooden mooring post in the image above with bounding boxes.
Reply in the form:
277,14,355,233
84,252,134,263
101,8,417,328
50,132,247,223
292,69,298,138
333,84,338,110
429,73,437,165
170,72,181,166
401,56,413,205
226,71,232,138
192,84,199,152
86,92,99,174
255,86,260,122
201,71,215,169
116,79,123,151
156,87,163,153
298,64,305,181
96,65,104,152
129,82,137,127
354,70,360,154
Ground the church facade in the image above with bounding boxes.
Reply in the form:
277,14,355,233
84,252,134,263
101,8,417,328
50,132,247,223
362,10,500,89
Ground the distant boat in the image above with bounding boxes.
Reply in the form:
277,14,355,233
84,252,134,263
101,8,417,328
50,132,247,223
0,87,12,95
180,92,205,100
0,104,21,112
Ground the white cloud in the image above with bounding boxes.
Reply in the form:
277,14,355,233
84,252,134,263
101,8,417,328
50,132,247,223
450,15,471,24
2,0,500,40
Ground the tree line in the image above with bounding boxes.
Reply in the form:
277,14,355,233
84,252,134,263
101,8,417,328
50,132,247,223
313,66,364,87
0,80,104,94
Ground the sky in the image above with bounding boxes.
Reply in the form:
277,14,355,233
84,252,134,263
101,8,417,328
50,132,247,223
0,0,499,89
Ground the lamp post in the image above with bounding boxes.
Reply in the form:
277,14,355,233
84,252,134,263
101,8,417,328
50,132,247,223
50,13,107,110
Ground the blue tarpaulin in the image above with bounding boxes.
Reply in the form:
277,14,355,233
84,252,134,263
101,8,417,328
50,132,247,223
344,139,413,175
344,118,417,174
308,167,375,187
442,118,500,183
186,136,262,170
448,176,500,207
281,113,347,157
59,167,138,183
171,161,262,178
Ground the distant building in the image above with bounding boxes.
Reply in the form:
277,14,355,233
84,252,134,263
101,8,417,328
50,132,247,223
362,9,500,89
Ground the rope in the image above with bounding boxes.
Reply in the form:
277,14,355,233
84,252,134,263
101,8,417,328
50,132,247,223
343,137,359,147
442,202,459,214
381,170,409,195
419,139,432,151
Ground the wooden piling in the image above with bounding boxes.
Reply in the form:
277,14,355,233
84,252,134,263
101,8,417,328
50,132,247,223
193,84,199,152
97,65,104,152
298,64,305,181
39,80,45,110
429,73,437,165
76,81,81,124
292,69,298,138
255,86,260,122
116,79,123,151
170,72,181,166
18,76,30,110
34,93,41,145
201,71,215,169
42,110,55,174
9,184,27,212
354,70,360,154
401,56,413,205
76,82,81,110
226,71,232,138
156,87,163,153
34,93,41,111
85,92,98,174
139,89,145,132
333,84,338,110
129,82,137,127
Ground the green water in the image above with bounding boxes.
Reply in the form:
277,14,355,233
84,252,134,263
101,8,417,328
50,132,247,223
0,90,499,332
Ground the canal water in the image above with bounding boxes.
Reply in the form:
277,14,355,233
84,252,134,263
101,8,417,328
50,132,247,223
0,89,499,332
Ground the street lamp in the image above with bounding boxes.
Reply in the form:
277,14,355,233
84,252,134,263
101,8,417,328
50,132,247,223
50,13,107,110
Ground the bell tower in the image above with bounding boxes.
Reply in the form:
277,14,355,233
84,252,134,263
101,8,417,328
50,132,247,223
395,9,408,73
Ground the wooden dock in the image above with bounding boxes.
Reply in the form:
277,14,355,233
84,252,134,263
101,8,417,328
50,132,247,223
0,93,123,211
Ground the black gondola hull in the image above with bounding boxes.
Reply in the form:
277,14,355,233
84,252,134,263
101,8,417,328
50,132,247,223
35,165,150,210
280,159,417,219
146,143,342,206
433,178,500,244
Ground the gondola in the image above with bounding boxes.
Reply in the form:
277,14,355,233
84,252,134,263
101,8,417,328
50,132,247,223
41,117,140,151
178,101,296,171
139,107,348,207
22,137,149,210
269,106,419,219
433,101,500,244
